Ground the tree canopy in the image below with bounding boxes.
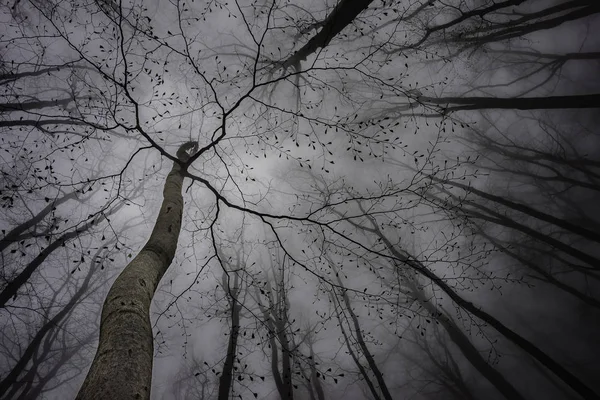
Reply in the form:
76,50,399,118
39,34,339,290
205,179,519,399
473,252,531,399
1,0,599,399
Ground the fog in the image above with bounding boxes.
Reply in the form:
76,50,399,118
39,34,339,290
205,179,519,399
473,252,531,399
1,1,599,399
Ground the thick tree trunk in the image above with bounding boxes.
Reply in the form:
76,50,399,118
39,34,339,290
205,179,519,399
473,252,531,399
76,144,195,400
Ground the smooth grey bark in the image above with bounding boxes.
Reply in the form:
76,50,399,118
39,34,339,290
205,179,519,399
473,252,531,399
75,142,197,400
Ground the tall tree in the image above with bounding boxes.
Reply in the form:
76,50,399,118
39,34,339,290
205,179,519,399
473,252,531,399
2,0,599,399
76,142,198,400
217,252,244,400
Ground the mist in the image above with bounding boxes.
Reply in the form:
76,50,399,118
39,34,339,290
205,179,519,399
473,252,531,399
1,1,599,399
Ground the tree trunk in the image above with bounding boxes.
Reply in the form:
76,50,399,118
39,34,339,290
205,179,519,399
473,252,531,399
276,318,294,400
75,143,196,400
282,0,374,69
407,280,526,400
376,228,599,400
218,273,241,400
0,220,95,308
355,210,599,400
308,344,325,400
419,93,600,111
0,190,76,253
0,251,96,396
331,292,381,400
337,281,393,400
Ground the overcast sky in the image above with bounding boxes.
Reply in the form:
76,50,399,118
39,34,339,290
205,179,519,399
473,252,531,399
1,0,599,399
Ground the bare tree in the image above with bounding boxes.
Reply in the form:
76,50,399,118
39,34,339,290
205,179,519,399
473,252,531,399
328,262,394,400
1,0,599,399
76,142,198,400
400,322,478,400
216,249,245,400
255,257,297,400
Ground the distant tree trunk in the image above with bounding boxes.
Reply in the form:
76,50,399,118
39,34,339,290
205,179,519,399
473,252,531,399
218,272,242,400
330,291,381,400
0,189,76,252
75,142,197,400
0,247,98,396
21,330,94,400
368,219,600,400
0,219,96,308
282,0,374,69
339,209,525,399
276,316,294,400
427,186,600,268
405,279,526,400
339,201,599,400
476,229,600,309
419,93,600,111
334,273,393,400
256,275,295,400
427,176,600,243
0,97,73,112
308,343,325,400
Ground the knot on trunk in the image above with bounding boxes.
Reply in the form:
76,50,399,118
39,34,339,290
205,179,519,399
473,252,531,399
176,141,199,162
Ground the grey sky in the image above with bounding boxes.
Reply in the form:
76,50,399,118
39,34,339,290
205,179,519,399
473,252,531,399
1,1,599,399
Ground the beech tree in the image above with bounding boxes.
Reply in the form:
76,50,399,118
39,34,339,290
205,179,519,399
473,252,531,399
76,142,198,400
1,0,599,399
